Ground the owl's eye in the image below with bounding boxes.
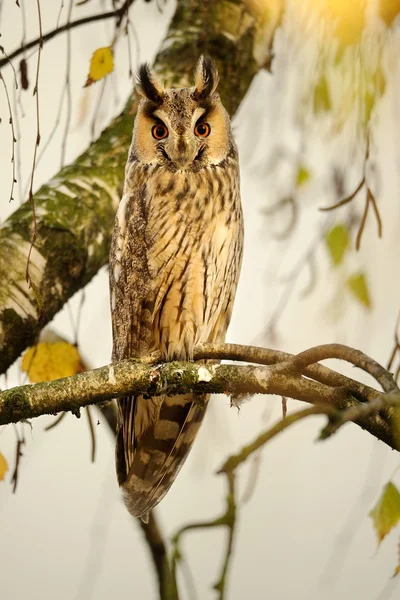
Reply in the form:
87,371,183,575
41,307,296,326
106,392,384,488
152,124,168,140
194,122,211,137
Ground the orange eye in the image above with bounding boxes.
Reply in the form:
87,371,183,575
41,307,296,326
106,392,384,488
152,124,168,140
194,122,211,137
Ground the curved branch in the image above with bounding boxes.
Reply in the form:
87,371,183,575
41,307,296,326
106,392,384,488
321,392,400,439
191,343,381,402
282,343,398,393
0,0,135,69
319,176,365,211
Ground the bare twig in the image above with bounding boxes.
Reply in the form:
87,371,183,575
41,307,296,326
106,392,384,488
60,0,73,167
319,176,365,212
44,411,66,431
125,20,134,80
25,0,43,293
321,392,400,439
0,71,17,202
318,136,382,251
369,188,382,238
11,431,25,493
85,406,96,463
354,187,382,250
11,77,23,205
56,0,65,29
355,187,370,250
387,312,400,382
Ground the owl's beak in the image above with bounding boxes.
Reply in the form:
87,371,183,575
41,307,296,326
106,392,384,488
173,139,198,169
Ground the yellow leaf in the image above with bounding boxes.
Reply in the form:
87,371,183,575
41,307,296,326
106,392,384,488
84,46,114,87
0,452,8,481
347,272,371,309
296,165,311,187
370,482,400,545
325,224,349,266
21,342,82,383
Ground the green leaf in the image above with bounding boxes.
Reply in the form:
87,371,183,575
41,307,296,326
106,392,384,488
313,76,331,113
325,224,349,266
296,165,311,187
370,482,400,545
347,272,371,308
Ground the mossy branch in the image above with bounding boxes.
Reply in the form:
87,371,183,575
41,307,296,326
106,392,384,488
1,343,400,451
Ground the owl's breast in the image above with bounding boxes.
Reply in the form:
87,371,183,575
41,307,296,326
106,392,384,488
143,167,242,360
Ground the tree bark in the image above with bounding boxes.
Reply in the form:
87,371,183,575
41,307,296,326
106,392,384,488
0,0,270,374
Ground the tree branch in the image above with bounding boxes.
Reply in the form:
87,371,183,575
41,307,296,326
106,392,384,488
1,343,400,451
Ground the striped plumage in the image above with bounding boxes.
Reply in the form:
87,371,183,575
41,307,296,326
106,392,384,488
109,56,243,521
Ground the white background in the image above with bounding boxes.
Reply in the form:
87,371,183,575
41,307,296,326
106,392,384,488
1,1,400,599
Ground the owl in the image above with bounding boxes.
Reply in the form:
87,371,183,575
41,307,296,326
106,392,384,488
109,56,243,522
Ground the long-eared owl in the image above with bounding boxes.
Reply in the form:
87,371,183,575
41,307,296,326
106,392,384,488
109,56,243,521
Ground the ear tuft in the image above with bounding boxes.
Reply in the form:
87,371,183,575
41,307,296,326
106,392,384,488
135,64,164,104
193,55,219,101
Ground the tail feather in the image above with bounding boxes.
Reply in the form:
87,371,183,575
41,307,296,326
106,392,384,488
117,393,207,519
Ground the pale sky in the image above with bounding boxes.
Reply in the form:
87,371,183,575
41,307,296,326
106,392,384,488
1,1,400,599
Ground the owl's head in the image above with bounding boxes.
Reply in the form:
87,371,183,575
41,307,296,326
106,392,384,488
132,56,233,172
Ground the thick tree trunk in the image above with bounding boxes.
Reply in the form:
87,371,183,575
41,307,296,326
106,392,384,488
0,0,271,374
